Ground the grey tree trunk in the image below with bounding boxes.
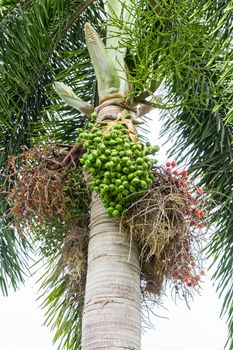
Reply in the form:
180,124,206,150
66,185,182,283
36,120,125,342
82,194,141,349
81,2,141,347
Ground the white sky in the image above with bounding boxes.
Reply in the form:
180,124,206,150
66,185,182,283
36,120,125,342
0,112,229,350
0,263,228,350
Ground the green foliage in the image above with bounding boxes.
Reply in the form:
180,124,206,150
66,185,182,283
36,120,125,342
63,170,91,220
108,0,232,116
107,1,232,344
0,0,104,295
159,7,232,349
157,5,233,345
0,0,232,348
29,169,90,350
0,0,104,155
79,121,159,216
38,255,82,350
32,219,66,258
108,1,206,97
0,219,30,295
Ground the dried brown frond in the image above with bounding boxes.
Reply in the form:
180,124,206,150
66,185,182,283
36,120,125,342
120,166,208,298
63,224,89,303
3,144,84,229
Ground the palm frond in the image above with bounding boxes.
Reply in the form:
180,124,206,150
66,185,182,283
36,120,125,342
38,254,82,350
0,209,30,295
108,0,232,345
1,0,232,347
155,2,233,345
0,0,104,293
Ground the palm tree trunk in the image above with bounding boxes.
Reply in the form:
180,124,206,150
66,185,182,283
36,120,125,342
82,193,141,349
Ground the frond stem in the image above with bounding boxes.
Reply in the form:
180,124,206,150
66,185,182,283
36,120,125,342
57,0,97,43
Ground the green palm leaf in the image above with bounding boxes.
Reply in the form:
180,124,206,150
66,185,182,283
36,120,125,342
38,255,83,350
0,0,232,348
0,0,104,294
112,0,232,345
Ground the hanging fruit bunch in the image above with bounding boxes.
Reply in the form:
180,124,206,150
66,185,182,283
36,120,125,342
78,115,159,217
2,144,89,238
120,160,209,297
163,161,207,289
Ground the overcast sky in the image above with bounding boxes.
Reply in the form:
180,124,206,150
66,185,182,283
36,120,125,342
0,112,229,350
0,258,228,350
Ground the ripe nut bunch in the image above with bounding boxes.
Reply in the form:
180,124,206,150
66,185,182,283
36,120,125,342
3,146,68,225
164,161,207,288
78,123,159,217
165,161,206,230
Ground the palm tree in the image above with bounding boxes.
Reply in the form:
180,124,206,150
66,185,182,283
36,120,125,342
0,0,232,349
